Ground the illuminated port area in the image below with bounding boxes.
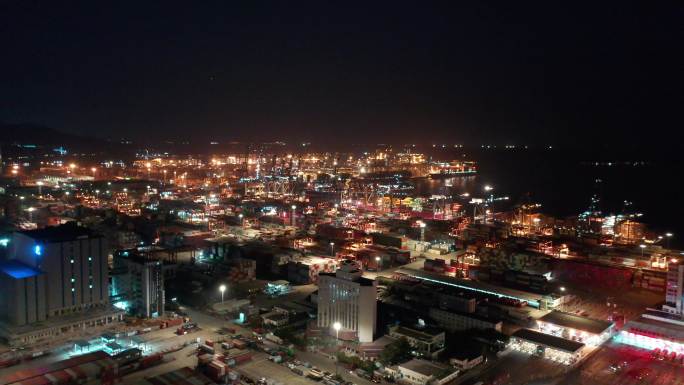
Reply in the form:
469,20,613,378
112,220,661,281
0,139,680,385
1,3,680,384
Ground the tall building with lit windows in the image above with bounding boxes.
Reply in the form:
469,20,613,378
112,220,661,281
0,222,123,347
317,260,377,342
111,250,165,318
664,259,684,316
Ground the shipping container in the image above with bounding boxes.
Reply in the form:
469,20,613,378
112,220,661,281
233,352,252,364
232,339,246,349
139,353,164,369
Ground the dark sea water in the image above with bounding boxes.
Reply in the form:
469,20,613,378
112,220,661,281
415,148,683,249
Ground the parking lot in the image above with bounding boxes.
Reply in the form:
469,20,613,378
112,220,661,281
237,353,317,385
556,340,684,385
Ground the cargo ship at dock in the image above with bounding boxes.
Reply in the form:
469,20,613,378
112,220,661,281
428,160,477,179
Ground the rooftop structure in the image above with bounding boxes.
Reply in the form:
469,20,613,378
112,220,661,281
538,311,613,335
392,359,459,385
388,324,445,358
19,221,96,242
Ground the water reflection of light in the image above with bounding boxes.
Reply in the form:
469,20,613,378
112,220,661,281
413,175,478,196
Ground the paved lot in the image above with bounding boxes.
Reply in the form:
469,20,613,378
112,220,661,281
469,350,568,385
557,340,684,385
297,350,375,385
237,353,315,385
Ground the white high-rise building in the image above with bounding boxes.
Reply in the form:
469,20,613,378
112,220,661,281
664,260,684,316
317,260,377,342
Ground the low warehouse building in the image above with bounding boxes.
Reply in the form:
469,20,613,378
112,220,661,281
536,311,614,346
510,328,585,365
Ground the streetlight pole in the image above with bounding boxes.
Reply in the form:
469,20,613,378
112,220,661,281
559,286,566,312
375,256,381,270
330,242,335,257
640,244,646,259
333,322,341,376
420,221,426,242
291,205,296,227
484,185,494,200
666,233,674,249
219,284,226,303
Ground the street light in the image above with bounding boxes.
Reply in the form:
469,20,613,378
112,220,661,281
219,284,226,303
666,233,674,249
36,181,43,196
484,185,494,208
330,242,335,257
333,322,341,376
639,244,646,258
419,221,426,242
291,205,296,226
238,213,244,226
559,287,566,311
375,256,381,270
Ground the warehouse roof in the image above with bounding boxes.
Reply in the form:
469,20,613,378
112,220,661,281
20,222,97,242
512,329,585,353
400,359,452,378
395,267,543,307
539,311,613,335
390,325,444,342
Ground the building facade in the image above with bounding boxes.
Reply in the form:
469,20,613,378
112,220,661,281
317,260,377,342
665,260,684,316
9,223,110,316
0,223,123,347
111,251,165,318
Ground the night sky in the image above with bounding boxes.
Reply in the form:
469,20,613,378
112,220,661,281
1,2,682,147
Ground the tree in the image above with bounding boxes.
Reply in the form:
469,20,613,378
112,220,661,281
379,337,413,365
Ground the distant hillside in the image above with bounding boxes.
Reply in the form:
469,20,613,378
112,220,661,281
0,123,113,150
